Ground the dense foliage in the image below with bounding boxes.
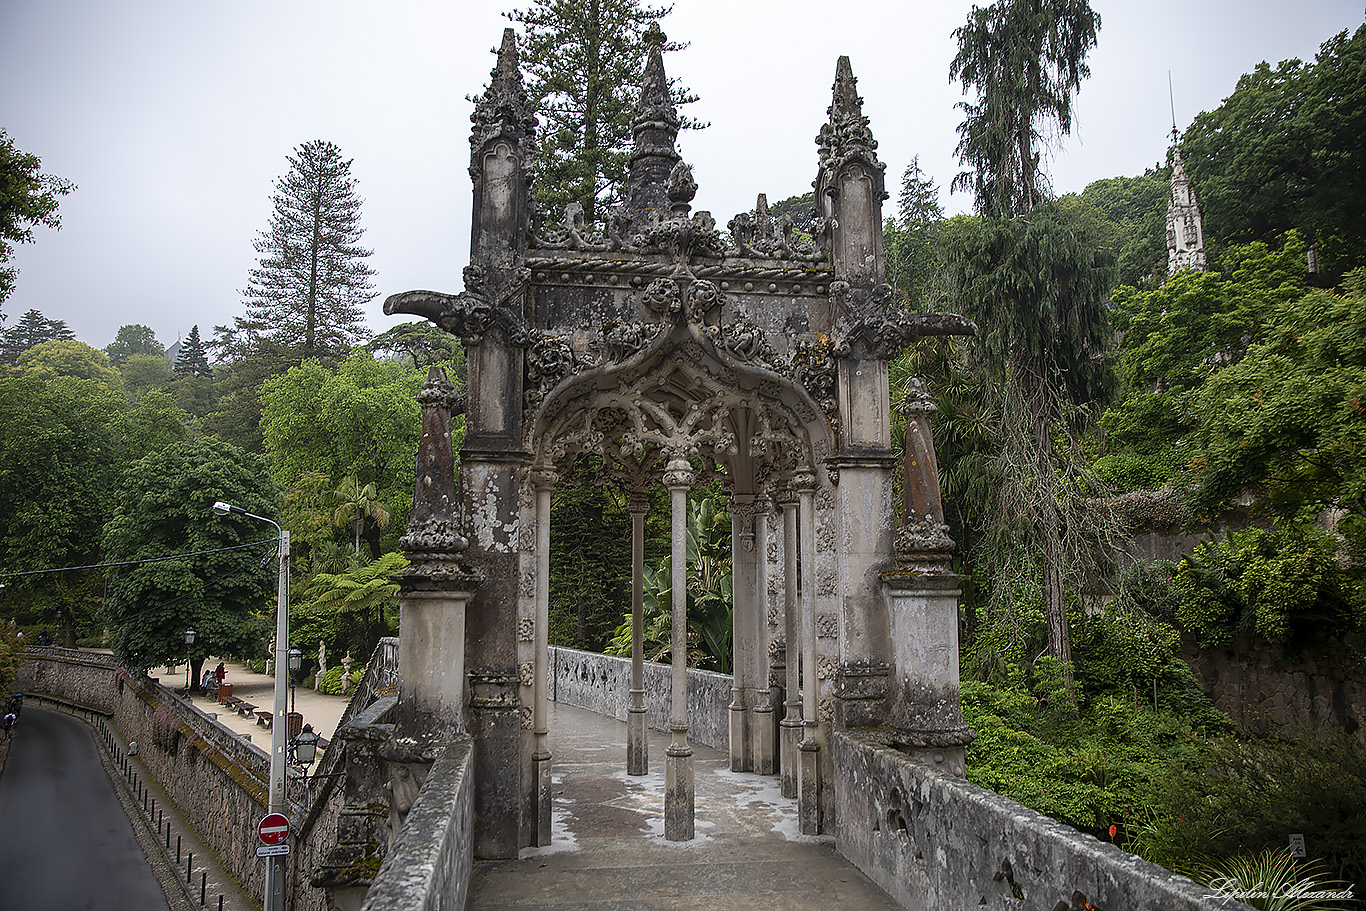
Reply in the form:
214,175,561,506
0,130,74,306
101,438,278,682
507,0,702,225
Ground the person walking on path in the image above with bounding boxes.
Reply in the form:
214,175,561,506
215,662,226,686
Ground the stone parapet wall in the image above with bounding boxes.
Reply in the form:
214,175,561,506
831,731,1244,911
361,743,475,911
548,646,732,751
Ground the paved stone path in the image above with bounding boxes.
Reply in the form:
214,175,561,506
468,701,901,911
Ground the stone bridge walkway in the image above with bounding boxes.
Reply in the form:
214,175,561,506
468,701,901,911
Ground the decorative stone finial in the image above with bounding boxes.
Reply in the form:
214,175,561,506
816,55,882,178
469,27,537,165
626,23,682,232
400,366,469,557
666,161,697,210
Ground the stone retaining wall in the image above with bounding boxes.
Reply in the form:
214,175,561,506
831,731,1246,911
14,648,334,911
548,646,732,750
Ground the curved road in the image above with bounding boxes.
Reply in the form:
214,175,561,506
0,706,168,911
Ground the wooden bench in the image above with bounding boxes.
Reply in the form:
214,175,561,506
221,695,244,711
255,710,273,728
236,702,258,717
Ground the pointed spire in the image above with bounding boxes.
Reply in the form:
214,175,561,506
817,55,880,173
1166,125,1206,277
625,22,682,232
469,27,536,161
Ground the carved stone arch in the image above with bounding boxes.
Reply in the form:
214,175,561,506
528,323,830,491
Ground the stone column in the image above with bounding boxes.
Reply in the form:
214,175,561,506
395,366,481,737
627,492,650,776
729,495,756,772
751,496,776,775
664,456,694,841
880,525,975,776
531,467,555,844
778,487,801,799
795,469,822,834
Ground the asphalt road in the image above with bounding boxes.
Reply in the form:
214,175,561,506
0,706,168,911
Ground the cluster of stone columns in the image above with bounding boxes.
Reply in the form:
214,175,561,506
520,452,829,841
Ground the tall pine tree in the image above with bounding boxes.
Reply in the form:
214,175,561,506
220,140,375,363
1,308,73,365
174,325,213,377
946,0,1116,692
506,0,703,225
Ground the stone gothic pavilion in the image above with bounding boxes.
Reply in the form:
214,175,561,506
383,26,975,858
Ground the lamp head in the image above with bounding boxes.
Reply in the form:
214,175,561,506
185,628,196,645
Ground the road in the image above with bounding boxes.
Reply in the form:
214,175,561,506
0,706,168,911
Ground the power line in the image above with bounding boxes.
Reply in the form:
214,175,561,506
0,539,277,580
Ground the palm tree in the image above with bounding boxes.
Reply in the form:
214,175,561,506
332,476,391,558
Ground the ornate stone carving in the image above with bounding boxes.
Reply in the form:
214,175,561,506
518,661,536,688
517,617,535,642
816,613,839,640
785,338,839,419
641,278,682,318
727,193,823,262
817,56,881,179
603,319,658,363
383,269,532,348
717,318,779,369
467,29,537,176
519,570,536,599
688,279,722,325
667,160,697,208
525,333,589,409
767,604,781,625
831,282,977,360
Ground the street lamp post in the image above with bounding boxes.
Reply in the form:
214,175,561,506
184,628,196,694
212,500,289,911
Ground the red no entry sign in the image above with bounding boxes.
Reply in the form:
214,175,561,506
258,813,289,845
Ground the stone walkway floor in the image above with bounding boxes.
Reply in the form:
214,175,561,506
468,701,901,911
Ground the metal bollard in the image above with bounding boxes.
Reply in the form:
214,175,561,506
177,835,181,863
200,871,206,904
187,853,192,883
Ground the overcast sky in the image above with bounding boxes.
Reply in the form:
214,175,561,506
3,0,1361,351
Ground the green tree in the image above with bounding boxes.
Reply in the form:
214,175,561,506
105,324,165,366
0,375,126,627
332,476,391,559
884,157,945,310
946,0,1114,691
367,320,461,369
220,140,375,362
949,0,1100,219
1,308,74,365
18,339,122,386
259,351,425,546
1098,234,1309,491
101,438,278,680
507,2,702,224
1186,269,1366,565
174,324,213,377
1080,168,1169,288
0,130,75,305
120,352,173,403
296,550,406,661
1181,25,1366,276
